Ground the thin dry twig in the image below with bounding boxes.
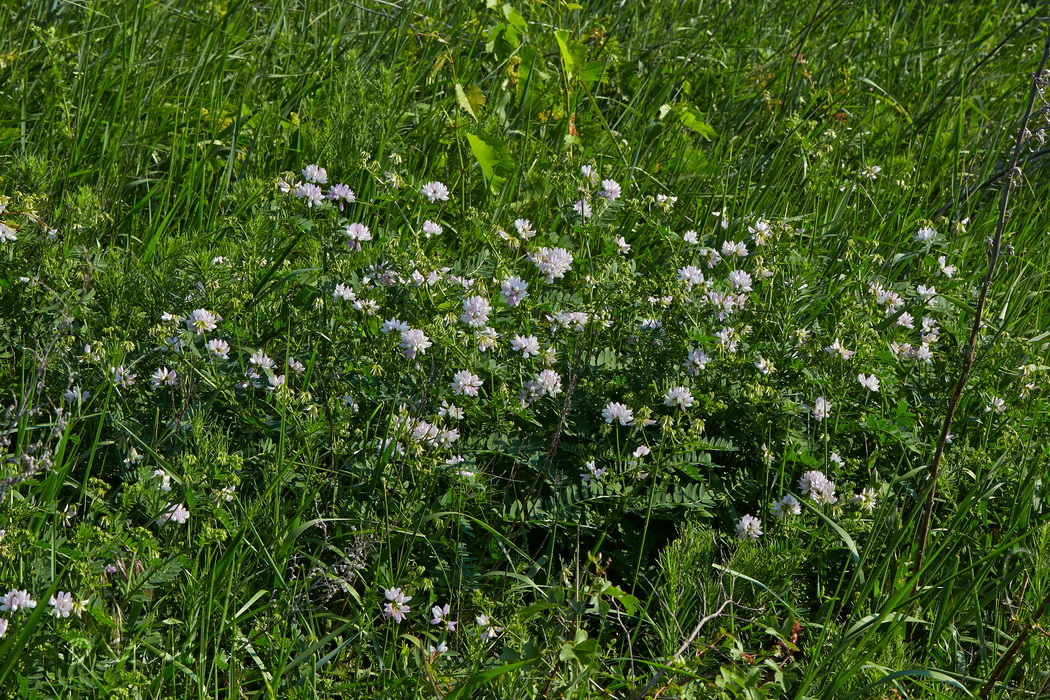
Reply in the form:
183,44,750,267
633,598,734,700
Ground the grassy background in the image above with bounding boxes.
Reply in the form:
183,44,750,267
2,0,1050,697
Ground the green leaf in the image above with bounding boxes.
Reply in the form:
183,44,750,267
467,133,513,193
601,583,641,616
503,4,527,33
455,83,485,120
678,105,717,140
555,30,587,78
579,60,606,84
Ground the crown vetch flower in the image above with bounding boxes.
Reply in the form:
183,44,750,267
399,328,432,359
736,515,762,540
49,591,74,618
500,276,529,306
450,370,483,397
663,386,694,410
601,402,634,426
460,295,492,327
421,181,449,203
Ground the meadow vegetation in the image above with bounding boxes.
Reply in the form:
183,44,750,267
1,0,1050,697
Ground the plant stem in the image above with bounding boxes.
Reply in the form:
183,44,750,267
910,14,1050,638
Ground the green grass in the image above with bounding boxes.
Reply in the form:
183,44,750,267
1,0,1050,697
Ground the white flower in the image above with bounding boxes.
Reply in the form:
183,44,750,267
748,218,771,245
683,348,710,375
573,198,592,218
601,402,634,426
476,615,503,643
721,240,748,258
858,373,880,392
267,374,286,390
450,370,483,397
772,495,801,519
421,181,450,203
422,220,443,238
428,642,449,655
326,183,355,209
333,283,356,301
640,318,662,332
915,226,936,242
860,164,881,180
754,356,775,375
0,589,36,613
682,230,699,245
548,310,589,330
187,309,221,333
158,503,190,525
657,194,678,208
249,350,275,370
581,164,598,182
63,386,89,403
302,164,325,184
353,299,379,315
664,386,694,410
500,276,529,307
852,487,878,512
110,365,137,388
580,460,607,483
812,397,831,421
527,247,574,283
614,235,631,254
728,269,753,291
382,588,412,623
716,328,739,353
302,164,328,184
897,312,915,329
460,295,492,327
514,218,535,240
206,339,230,360
153,469,172,492
477,327,500,352
438,401,464,420
678,265,705,291
399,329,433,359
736,515,762,540
344,223,372,251
937,255,957,278
599,179,622,201
825,338,854,360
511,334,540,358
49,591,74,618
381,318,410,334
295,182,324,207
799,470,838,505
521,370,562,403
151,367,177,388
0,222,17,243
986,396,1006,414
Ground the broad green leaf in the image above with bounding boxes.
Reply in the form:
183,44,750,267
455,83,485,120
678,106,717,140
579,60,606,84
467,133,513,193
503,4,527,32
555,30,587,77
